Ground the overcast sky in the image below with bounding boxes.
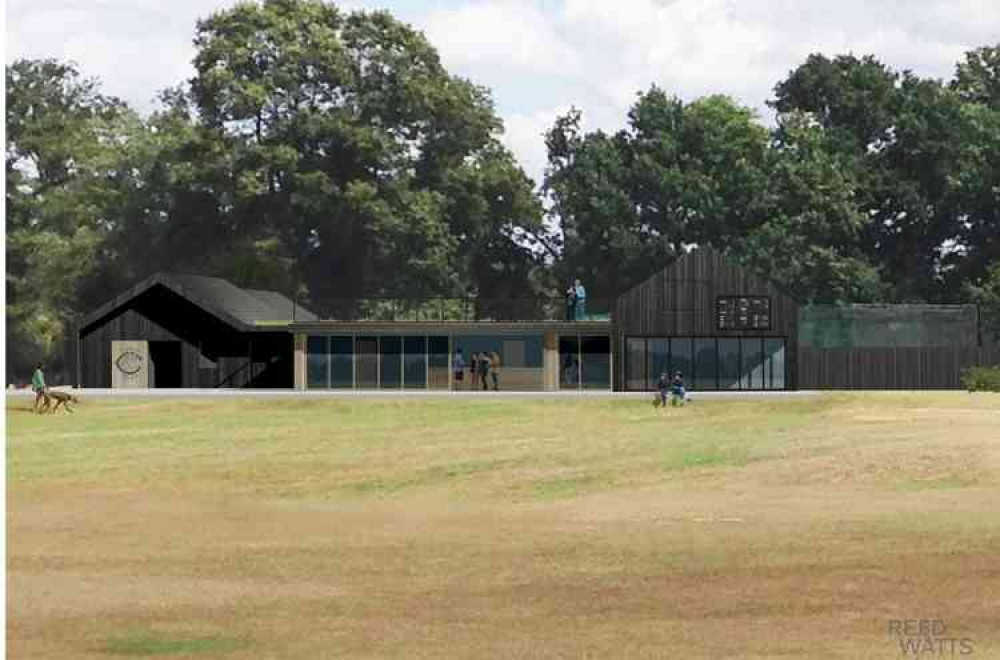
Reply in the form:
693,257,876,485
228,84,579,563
7,0,999,184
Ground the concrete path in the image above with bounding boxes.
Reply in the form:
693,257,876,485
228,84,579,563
7,388,821,400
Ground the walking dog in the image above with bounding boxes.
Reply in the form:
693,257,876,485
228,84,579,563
38,389,80,414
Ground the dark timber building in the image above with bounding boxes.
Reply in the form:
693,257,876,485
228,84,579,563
77,249,997,391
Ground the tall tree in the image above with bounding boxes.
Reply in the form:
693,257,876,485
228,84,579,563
189,0,542,303
737,112,884,302
544,90,770,297
5,59,135,382
771,53,978,302
952,44,1000,107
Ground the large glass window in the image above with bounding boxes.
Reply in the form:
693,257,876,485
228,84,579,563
669,338,692,383
740,338,764,389
646,339,670,390
581,336,611,389
330,336,353,388
403,336,426,389
693,339,717,390
626,338,646,391
428,336,449,390
764,339,785,390
624,336,787,391
380,336,402,389
717,339,741,390
307,336,328,389
355,336,378,389
559,336,580,389
455,334,544,391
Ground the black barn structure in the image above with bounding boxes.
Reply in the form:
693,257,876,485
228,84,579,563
77,274,314,389
77,249,997,390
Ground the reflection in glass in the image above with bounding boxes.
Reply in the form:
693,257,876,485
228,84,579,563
403,336,426,388
627,338,645,391
741,338,765,389
764,339,785,390
428,336,449,389
380,336,402,389
670,338,692,382
718,339,741,390
559,336,580,388
307,336,328,389
646,339,669,390
581,336,610,389
693,339,717,390
355,336,378,388
329,336,353,388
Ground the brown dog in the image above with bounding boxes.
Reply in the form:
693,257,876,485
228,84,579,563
39,389,80,414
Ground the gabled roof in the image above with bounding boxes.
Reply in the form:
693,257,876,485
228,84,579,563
79,272,315,332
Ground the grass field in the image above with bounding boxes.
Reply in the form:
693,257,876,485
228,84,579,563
7,392,1000,659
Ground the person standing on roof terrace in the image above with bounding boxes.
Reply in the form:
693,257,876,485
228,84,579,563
565,282,577,321
574,279,587,320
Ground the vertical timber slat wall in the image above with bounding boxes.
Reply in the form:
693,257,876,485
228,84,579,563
797,346,993,389
79,285,293,388
613,248,799,389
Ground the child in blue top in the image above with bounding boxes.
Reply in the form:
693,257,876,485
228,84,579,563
670,371,686,406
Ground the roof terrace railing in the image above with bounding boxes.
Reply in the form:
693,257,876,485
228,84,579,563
294,297,613,323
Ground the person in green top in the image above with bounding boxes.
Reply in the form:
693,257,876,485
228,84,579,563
32,362,49,413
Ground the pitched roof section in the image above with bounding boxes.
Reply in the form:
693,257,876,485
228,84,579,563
80,273,315,332
244,288,317,322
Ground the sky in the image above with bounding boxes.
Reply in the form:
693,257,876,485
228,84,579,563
6,0,999,184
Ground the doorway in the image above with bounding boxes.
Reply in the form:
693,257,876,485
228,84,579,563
149,341,182,388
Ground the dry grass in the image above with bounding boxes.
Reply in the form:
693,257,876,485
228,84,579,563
7,392,1000,658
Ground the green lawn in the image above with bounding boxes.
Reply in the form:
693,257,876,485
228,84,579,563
7,392,1000,658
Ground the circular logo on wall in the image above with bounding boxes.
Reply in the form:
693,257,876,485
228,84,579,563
115,351,144,375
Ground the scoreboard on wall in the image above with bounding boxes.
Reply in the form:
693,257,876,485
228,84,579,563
717,296,771,330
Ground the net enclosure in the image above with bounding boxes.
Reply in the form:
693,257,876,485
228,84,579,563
798,304,980,349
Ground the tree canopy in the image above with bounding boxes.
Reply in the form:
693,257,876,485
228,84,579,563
6,0,998,383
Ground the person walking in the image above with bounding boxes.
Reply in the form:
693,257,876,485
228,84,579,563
489,351,501,391
469,352,480,390
655,372,670,409
574,279,587,320
565,283,577,321
453,348,466,390
671,371,686,407
32,362,49,413
479,351,492,391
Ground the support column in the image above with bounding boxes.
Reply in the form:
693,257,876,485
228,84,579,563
543,330,559,391
293,333,307,390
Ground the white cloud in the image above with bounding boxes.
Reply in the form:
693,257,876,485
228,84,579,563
500,104,575,187
423,0,581,76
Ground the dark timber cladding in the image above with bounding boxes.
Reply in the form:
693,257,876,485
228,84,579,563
77,274,305,388
613,248,798,389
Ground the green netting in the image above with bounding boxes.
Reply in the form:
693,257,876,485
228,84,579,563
798,304,979,348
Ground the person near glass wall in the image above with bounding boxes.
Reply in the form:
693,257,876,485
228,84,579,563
489,351,501,391
453,348,465,390
469,352,480,390
671,371,686,406
479,352,492,391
